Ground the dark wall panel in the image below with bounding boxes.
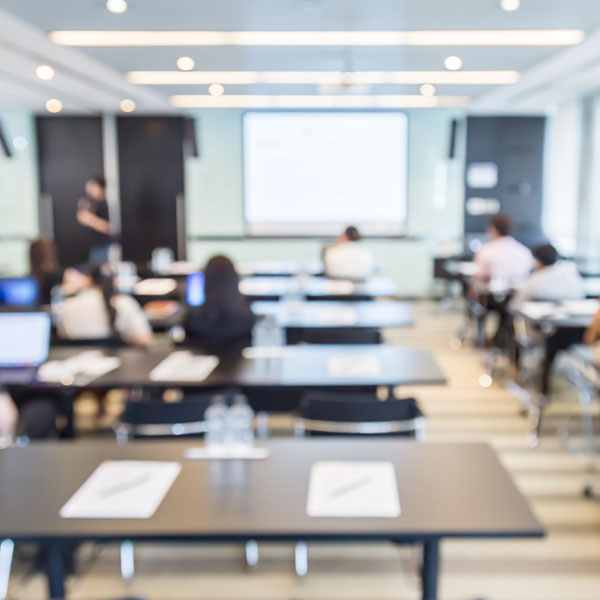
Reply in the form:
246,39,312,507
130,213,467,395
36,116,104,266
118,117,184,263
464,116,546,247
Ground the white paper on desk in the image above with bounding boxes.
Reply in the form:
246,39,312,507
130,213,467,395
561,299,600,316
149,351,219,382
327,355,382,378
317,307,358,325
520,302,558,320
307,461,400,518
134,278,177,296
38,351,121,385
322,280,355,295
239,279,273,295
167,261,195,275
60,460,181,519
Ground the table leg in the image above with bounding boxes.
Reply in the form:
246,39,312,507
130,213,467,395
421,539,440,600
45,541,65,599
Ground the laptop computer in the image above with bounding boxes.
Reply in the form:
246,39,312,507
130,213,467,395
0,278,39,309
0,312,51,384
186,272,205,307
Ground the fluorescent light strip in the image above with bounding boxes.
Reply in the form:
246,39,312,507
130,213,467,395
50,30,584,47
128,70,520,85
169,94,470,108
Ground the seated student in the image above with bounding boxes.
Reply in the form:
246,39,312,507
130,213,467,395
323,226,374,280
29,238,63,305
56,264,153,346
184,255,255,352
0,387,18,440
512,244,586,308
0,387,58,441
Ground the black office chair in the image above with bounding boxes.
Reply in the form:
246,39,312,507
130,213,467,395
286,327,381,345
294,391,425,438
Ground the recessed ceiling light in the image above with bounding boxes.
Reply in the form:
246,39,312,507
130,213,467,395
45,99,63,113
49,29,585,47
106,0,128,14
35,65,55,80
12,136,28,150
420,84,436,96
120,98,136,112
176,56,195,71
500,0,520,11
444,56,463,71
170,94,470,109
127,70,519,85
207,83,225,96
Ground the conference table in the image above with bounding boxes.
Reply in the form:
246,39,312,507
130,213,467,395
236,259,324,277
0,439,544,600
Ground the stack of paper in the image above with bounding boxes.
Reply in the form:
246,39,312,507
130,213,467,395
307,461,400,517
327,355,382,378
60,460,181,519
38,351,121,385
149,351,219,382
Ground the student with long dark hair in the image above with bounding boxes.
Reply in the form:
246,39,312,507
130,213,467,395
56,264,152,346
184,255,255,351
29,238,62,305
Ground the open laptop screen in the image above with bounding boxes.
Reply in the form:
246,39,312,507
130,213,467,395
0,278,39,307
0,312,51,367
186,272,205,307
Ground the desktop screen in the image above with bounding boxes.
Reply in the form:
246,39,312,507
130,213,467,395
186,272,205,307
243,111,408,236
0,278,39,307
0,312,51,367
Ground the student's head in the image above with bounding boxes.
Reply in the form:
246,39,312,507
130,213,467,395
204,255,242,302
339,226,361,243
532,244,559,270
488,214,514,239
85,175,106,201
29,238,59,277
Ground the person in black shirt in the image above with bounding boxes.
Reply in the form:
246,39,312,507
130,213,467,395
77,175,113,263
184,255,256,353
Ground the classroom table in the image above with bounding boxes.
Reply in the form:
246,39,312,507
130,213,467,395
236,259,324,277
0,439,544,600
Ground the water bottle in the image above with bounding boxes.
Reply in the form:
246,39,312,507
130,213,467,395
228,395,255,448
204,395,228,449
252,315,283,347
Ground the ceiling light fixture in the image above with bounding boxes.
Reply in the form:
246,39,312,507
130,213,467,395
49,29,585,47
106,0,128,14
420,84,436,96
444,56,463,71
45,99,63,113
169,94,470,109
207,83,225,96
176,56,195,71
127,70,519,85
120,98,136,112
500,0,520,11
35,65,55,80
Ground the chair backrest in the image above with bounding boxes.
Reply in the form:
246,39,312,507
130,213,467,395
295,391,425,438
116,394,214,440
288,327,381,345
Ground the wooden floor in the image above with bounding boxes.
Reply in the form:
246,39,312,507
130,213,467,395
7,301,600,600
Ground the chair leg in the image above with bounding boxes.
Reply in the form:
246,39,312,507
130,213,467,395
0,539,14,600
294,541,308,577
245,540,259,567
120,540,135,581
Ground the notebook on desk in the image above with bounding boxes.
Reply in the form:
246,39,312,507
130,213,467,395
0,312,51,384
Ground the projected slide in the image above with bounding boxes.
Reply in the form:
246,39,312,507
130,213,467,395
243,111,408,236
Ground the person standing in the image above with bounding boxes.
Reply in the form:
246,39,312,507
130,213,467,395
77,175,113,264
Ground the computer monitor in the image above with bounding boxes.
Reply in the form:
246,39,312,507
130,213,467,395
0,312,51,367
0,278,39,308
186,272,205,307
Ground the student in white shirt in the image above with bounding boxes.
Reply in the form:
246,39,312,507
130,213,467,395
56,264,153,346
512,244,586,308
324,226,374,281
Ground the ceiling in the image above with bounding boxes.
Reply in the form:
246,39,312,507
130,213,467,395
2,0,600,113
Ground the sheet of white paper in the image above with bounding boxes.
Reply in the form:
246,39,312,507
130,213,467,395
167,261,196,275
239,279,274,295
134,278,177,296
149,351,219,382
327,355,382,378
317,307,358,325
60,461,181,519
242,346,299,359
183,446,270,460
321,280,355,295
38,351,121,385
307,461,400,518
520,302,558,320
561,299,600,316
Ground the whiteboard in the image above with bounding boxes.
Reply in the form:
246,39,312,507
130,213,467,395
243,111,408,236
